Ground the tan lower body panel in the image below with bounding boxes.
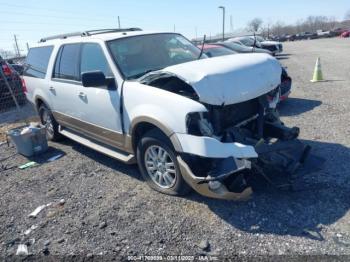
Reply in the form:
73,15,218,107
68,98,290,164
53,111,135,163
53,111,128,149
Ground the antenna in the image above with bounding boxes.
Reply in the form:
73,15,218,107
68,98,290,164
198,34,206,59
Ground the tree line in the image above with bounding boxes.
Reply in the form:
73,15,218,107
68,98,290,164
247,12,350,37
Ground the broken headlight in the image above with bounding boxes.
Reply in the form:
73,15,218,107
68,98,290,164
267,86,281,109
186,112,214,137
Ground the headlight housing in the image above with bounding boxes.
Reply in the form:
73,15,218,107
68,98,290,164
186,112,214,137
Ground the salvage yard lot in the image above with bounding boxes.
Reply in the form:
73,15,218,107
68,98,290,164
1,38,350,258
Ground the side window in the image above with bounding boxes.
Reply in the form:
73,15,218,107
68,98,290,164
53,44,80,81
24,46,53,79
80,43,112,77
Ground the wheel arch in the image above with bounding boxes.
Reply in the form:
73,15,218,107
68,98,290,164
34,95,48,112
130,117,182,154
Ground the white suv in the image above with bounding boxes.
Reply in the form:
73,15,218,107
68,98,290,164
23,28,311,200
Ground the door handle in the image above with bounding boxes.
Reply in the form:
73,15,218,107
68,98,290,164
49,86,55,91
78,92,87,98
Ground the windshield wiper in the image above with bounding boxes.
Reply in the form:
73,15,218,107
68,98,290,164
128,68,163,80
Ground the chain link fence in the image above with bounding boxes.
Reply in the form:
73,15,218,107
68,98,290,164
0,57,27,113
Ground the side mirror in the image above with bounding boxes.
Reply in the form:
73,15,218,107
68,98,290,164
82,71,106,87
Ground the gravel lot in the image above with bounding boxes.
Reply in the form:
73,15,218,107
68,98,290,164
1,38,349,260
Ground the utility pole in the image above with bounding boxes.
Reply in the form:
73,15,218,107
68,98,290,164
195,27,198,39
218,6,225,41
230,15,233,33
118,16,121,29
173,24,176,32
14,34,20,57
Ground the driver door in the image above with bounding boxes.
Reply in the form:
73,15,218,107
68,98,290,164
76,43,124,148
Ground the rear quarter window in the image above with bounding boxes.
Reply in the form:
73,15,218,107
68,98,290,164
24,46,53,79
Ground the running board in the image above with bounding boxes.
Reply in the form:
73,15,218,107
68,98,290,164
59,128,135,164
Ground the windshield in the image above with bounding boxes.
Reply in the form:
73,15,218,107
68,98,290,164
204,47,236,57
108,33,202,79
223,42,251,52
237,38,255,46
255,36,265,42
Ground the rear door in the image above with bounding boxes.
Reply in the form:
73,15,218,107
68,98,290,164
49,43,82,122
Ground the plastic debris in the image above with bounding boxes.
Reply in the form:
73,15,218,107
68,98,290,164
28,203,52,218
20,127,32,135
24,225,38,236
19,161,38,169
47,154,63,162
16,244,28,256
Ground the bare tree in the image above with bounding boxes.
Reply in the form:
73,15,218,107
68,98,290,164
0,49,15,59
247,18,263,33
345,10,350,20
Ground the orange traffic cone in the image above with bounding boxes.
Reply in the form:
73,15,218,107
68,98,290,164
310,57,324,82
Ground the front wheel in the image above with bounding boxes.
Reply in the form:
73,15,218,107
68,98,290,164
137,129,191,196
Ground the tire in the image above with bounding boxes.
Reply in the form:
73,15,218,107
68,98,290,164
136,129,191,196
38,104,62,141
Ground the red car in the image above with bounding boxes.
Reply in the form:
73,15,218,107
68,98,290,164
340,30,350,38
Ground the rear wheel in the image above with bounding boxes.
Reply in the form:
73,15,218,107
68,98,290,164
136,129,191,196
39,104,61,141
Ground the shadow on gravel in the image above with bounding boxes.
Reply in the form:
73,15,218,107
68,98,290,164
60,139,142,181
27,146,66,164
278,97,322,116
191,139,350,240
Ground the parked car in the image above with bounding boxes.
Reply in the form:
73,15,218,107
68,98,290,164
340,30,350,38
216,41,272,55
0,56,26,110
286,34,297,41
249,36,283,55
9,64,24,75
199,43,291,102
230,36,262,48
230,36,282,55
332,28,349,36
24,29,315,200
197,44,237,57
296,32,318,40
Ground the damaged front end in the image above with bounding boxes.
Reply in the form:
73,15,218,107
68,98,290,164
175,92,323,200
139,54,323,200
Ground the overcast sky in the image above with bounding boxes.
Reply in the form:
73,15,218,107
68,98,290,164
0,0,349,54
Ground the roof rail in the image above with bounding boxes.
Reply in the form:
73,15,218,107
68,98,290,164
39,28,142,43
39,32,82,42
82,28,142,36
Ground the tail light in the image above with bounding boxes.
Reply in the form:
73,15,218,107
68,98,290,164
1,63,12,76
21,77,27,93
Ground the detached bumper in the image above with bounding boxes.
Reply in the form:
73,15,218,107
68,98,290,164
172,133,323,200
172,133,258,159
177,156,253,201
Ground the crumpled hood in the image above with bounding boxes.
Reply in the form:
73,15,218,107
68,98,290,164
155,53,282,105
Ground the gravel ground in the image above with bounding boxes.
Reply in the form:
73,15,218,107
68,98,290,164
0,38,349,260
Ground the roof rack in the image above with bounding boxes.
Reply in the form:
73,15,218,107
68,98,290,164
39,28,142,42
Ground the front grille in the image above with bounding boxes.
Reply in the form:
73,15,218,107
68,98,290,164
211,98,260,131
